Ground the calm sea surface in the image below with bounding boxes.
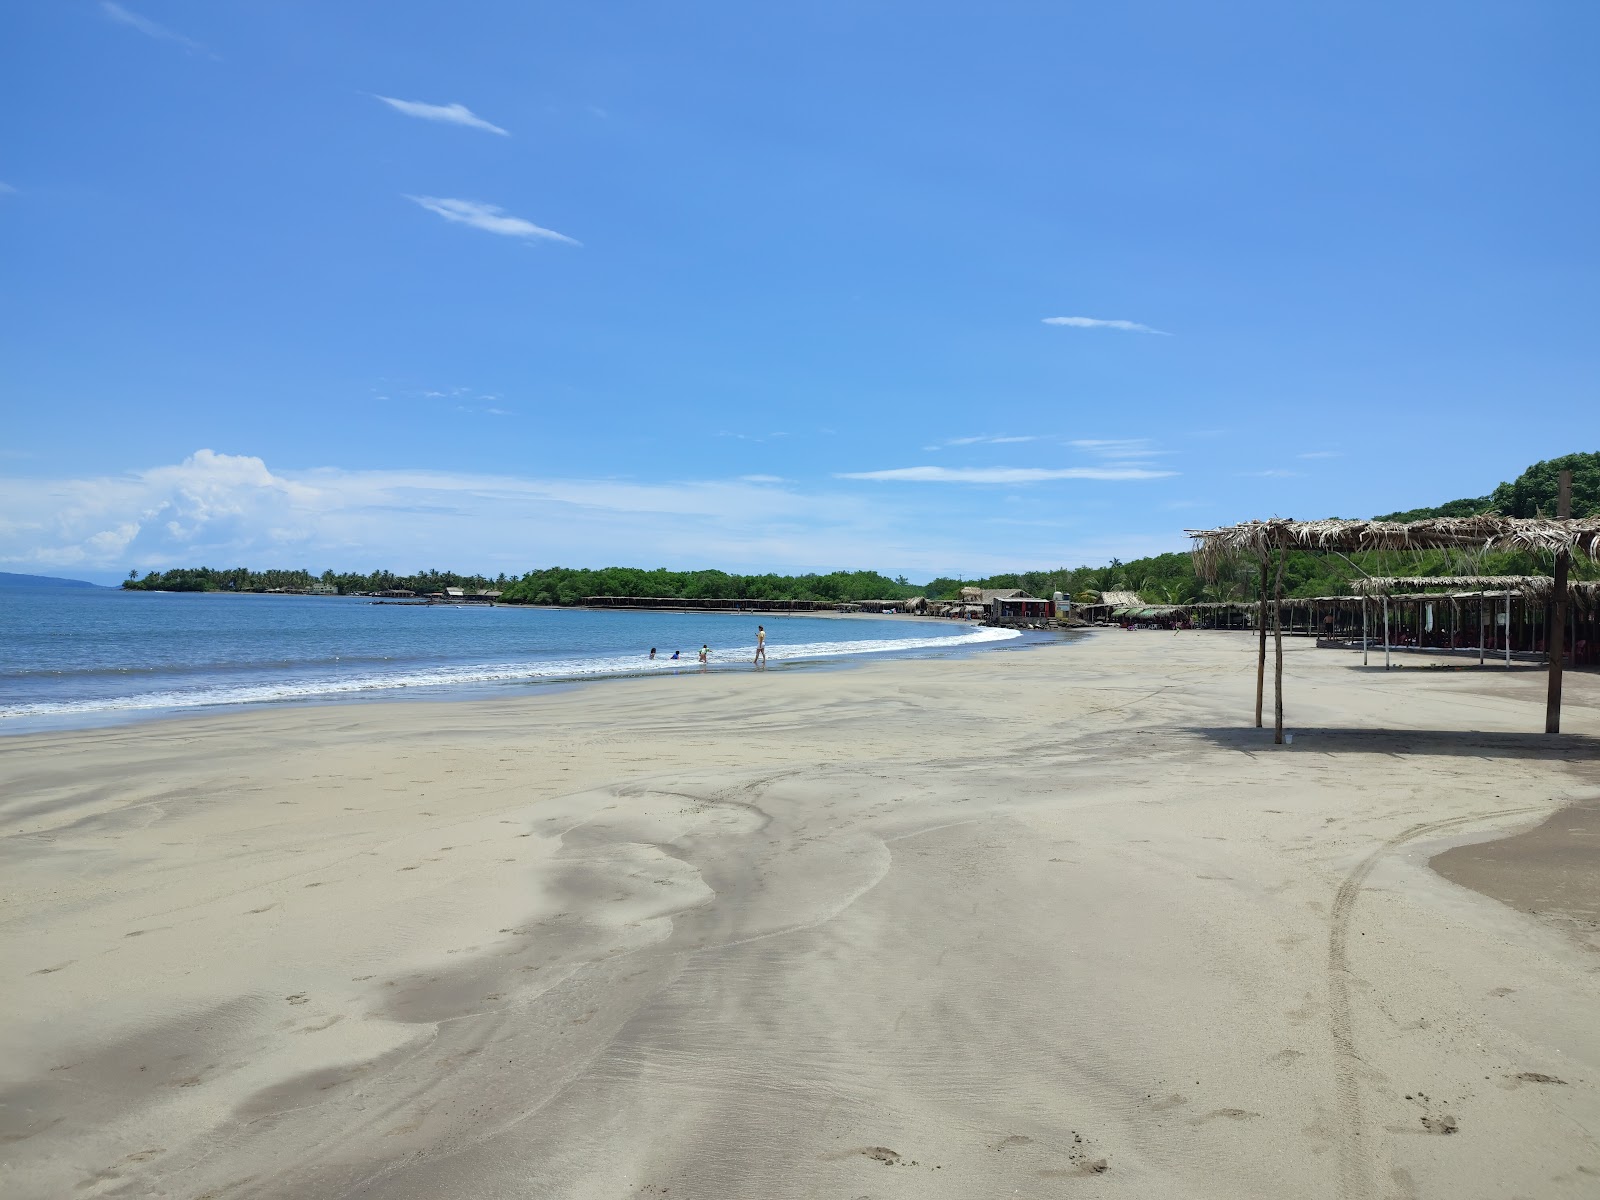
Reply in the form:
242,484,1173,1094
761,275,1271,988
0,588,1021,730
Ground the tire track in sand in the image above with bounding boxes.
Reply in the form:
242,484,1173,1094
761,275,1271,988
1327,804,1544,1200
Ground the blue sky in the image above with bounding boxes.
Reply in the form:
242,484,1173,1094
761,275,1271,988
2,2,1596,583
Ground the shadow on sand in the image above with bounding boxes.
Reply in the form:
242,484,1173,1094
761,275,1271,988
1186,726,1600,760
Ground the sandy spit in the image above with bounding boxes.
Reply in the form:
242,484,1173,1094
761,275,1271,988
2,632,1597,1199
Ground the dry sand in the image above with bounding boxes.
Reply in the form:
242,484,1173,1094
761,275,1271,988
2,632,1597,1199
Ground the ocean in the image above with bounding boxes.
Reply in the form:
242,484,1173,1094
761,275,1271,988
0,588,1022,730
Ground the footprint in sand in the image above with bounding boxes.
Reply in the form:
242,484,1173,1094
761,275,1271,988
860,1146,918,1166
285,993,309,1006
989,1135,1032,1151
31,962,73,975
1190,1108,1262,1126
1038,1130,1109,1177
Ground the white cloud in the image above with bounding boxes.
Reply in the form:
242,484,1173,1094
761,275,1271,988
1297,450,1343,459
0,451,1205,580
375,96,509,136
407,197,579,245
100,2,213,56
0,182,16,195
837,466,1176,483
1238,469,1301,478
1070,438,1174,460
938,434,1039,448
739,475,786,484
1043,316,1169,335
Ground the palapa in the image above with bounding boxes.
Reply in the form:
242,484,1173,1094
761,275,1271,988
1182,514,1598,742
1347,574,1549,595
1186,516,1600,578
1346,576,1599,610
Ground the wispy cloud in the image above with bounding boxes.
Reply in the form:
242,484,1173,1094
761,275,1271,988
1297,450,1343,459
407,197,579,245
100,2,214,56
1238,469,1301,478
1043,316,1169,335
375,96,509,136
717,431,791,443
739,474,786,484
946,434,1038,447
0,182,16,196
838,466,1176,484
1070,438,1174,460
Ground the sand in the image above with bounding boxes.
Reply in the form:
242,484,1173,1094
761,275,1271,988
2,632,1597,1199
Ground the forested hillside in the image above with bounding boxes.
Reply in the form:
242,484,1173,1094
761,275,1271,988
1376,451,1597,521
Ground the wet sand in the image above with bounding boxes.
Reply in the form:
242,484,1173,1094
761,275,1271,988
2,632,1597,1199
1432,798,1600,951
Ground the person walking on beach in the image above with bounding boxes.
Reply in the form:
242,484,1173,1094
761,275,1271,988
754,625,767,667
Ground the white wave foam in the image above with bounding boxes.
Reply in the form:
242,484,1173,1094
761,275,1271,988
1,625,1021,719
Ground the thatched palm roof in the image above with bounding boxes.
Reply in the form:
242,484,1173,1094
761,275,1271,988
1187,516,1600,577
1347,574,1549,595
1345,576,1598,609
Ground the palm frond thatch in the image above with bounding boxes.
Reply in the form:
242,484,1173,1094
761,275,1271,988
1187,516,1600,579
1347,575,1550,596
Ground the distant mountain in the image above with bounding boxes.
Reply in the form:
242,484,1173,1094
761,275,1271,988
1375,451,1599,522
0,571,104,589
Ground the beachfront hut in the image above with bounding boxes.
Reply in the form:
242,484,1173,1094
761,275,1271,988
971,589,1052,622
1187,510,1600,742
1075,589,1145,625
1339,576,1598,670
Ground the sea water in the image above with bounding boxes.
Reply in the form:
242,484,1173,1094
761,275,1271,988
0,588,1021,728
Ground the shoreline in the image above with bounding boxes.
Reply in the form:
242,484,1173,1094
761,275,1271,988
0,618,1052,738
4,632,1595,1198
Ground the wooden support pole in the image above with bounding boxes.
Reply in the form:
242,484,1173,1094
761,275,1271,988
1478,595,1485,666
1255,554,1268,728
1383,594,1391,670
1546,469,1572,734
1273,549,1286,745
1505,595,1512,667
1362,598,1369,666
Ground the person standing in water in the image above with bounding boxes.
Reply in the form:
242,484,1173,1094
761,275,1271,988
698,644,710,665
754,625,767,667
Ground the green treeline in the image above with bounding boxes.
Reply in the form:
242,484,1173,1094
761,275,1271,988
122,567,507,594
122,451,1599,605
498,569,917,606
